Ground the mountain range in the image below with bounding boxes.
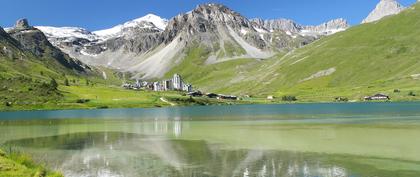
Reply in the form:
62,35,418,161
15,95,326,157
32,3,349,79
1,0,419,101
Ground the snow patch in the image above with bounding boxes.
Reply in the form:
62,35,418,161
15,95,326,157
36,26,98,41
93,14,168,39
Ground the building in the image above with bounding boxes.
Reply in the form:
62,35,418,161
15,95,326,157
217,95,238,100
182,84,193,92
267,96,275,100
173,74,183,90
163,80,173,91
364,94,390,101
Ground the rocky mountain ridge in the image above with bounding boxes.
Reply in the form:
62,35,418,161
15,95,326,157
362,0,405,23
25,3,350,79
250,18,349,37
5,19,88,73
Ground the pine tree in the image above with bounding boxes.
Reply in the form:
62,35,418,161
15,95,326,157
50,78,58,90
64,78,70,86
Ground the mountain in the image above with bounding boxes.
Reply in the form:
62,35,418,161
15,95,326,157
6,19,88,73
362,0,405,23
37,3,341,79
175,1,420,101
93,14,168,40
251,18,349,37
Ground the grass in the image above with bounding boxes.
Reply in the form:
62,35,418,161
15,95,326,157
0,148,62,177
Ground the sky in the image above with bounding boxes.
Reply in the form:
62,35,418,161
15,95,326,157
0,0,416,31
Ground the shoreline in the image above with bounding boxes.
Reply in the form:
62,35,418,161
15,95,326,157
1,99,419,113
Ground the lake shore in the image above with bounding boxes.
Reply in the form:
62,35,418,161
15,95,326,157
1,85,419,112
0,148,62,177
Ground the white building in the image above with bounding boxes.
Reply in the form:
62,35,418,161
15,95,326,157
182,84,193,92
173,74,183,90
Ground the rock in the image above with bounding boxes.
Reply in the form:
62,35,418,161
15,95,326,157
362,0,405,23
15,18,31,29
250,18,349,36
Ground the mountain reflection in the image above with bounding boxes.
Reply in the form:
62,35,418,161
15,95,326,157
5,133,351,177
3,118,419,177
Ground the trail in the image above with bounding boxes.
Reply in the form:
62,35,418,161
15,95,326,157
160,97,176,106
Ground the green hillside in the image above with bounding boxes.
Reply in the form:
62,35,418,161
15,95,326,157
167,3,420,102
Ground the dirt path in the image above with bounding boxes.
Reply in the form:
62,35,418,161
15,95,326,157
160,97,176,106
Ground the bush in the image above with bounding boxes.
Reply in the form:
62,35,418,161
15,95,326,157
76,99,90,103
282,95,297,102
96,106,109,109
394,89,401,93
408,91,416,96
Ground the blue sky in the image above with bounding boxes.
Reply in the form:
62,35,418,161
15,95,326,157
0,0,416,31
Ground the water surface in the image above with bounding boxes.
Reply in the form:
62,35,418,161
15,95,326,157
1,103,420,177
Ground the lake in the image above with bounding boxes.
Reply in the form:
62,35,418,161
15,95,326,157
1,102,420,177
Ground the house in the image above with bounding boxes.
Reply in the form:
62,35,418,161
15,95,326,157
267,95,275,100
217,95,238,100
364,94,390,101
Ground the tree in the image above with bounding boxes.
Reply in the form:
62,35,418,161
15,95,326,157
282,95,297,102
64,78,70,86
85,79,90,86
50,78,58,90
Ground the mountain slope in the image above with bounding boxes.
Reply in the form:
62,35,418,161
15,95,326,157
7,19,88,73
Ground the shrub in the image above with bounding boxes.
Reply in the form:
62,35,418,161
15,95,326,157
282,95,297,102
408,91,416,96
76,99,90,103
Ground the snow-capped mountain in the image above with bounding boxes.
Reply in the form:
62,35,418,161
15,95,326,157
251,18,349,37
34,3,348,79
93,14,168,40
362,0,405,23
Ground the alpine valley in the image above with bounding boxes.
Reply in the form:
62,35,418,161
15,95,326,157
1,0,420,111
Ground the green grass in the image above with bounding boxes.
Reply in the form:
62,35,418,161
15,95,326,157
0,149,62,177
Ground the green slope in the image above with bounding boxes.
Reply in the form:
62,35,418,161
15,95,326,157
166,3,420,101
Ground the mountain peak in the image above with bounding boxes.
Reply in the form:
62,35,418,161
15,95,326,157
15,18,31,29
362,0,405,23
93,14,168,39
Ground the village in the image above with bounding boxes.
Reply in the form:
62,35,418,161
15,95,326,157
122,74,413,103
122,74,239,100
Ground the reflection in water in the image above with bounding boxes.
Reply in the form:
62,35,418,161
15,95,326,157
5,128,419,177
6,131,353,177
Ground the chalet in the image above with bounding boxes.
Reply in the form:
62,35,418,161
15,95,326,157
364,94,390,101
267,96,275,100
